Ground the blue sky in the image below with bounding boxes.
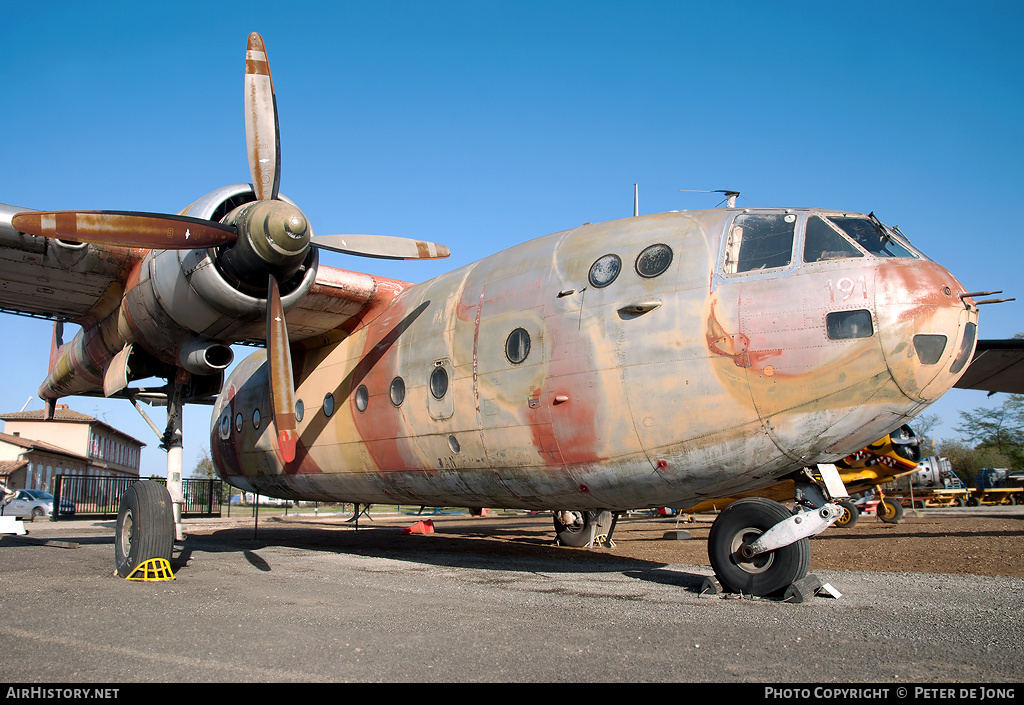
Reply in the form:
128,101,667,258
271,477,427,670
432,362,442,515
2,1,1022,477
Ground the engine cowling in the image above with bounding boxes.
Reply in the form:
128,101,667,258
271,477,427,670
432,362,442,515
39,184,319,400
124,184,318,366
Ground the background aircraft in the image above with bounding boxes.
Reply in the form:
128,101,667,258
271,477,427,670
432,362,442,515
0,8,1019,598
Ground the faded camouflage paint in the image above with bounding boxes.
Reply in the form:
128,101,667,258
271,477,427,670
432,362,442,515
211,208,978,512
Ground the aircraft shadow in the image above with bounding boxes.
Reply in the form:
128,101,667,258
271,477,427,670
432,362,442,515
173,522,701,584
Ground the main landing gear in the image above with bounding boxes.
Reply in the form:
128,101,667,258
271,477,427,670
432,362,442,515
115,377,191,578
115,480,174,578
553,510,616,547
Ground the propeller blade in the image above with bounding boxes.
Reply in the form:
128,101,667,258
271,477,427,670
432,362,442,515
245,32,281,201
11,210,237,249
266,275,297,464
312,233,450,260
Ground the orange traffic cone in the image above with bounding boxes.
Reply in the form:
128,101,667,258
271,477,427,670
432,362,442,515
402,519,435,535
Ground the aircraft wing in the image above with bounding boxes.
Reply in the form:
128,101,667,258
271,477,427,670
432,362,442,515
954,339,1024,395
0,204,139,325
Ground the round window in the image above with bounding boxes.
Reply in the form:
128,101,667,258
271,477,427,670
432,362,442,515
430,366,449,399
588,254,621,288
390,377,406,407
295,399,304,423
635,243,673,278
234,413,244,433
505,327,531,365
219,412,231,439
252,408,261,429
323,392,335,418
355,385,369,412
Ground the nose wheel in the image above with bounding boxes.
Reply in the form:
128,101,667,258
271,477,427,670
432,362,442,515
708,497,810,597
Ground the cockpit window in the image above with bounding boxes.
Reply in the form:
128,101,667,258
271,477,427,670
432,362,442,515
829,216,917,259
724,213,796,274
804,216,864,262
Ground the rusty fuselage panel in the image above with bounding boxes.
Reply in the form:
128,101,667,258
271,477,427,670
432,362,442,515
211,208,979,511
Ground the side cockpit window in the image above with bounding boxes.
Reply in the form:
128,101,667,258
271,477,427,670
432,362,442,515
804,216,864,262
724,213,797,274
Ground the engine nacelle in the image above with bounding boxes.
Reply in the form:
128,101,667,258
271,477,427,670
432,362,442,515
124,184,318,365
38,184,322,400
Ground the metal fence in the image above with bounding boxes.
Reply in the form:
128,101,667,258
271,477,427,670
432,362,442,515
52,475,222,520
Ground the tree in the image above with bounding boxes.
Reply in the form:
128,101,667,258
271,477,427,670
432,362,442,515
954,394,1024,474
909,412,941,455
936,439,1013,487
191,449,217,479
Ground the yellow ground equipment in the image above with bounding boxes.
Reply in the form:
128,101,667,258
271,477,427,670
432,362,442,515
124,558,175,581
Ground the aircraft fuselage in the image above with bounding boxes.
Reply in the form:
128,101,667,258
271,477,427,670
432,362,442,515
211,207,977,511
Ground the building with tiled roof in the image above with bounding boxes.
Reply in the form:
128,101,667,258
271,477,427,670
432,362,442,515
0,405,144,492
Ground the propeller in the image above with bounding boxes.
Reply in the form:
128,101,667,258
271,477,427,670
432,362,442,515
11,32,452,464
10,210,236,249
266,275,297,463
245,32,281,202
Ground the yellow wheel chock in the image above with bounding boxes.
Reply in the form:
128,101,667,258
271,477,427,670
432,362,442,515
125,558,175,581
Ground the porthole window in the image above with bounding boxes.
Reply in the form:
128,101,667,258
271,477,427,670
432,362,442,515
588,254,621,288
430,365,449,399
295,399,304,422
448,435,461,453
390,377,406,407
219,412,231,439
355,385,369,412
505,327,531,364
252,408,261,429
636,243,673,278
323,392,335,417
234,413,244,433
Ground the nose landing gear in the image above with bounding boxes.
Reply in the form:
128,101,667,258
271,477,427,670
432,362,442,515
707,465,848,597
708,497,812,597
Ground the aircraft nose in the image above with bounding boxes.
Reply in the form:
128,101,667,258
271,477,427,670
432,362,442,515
874,260,978,402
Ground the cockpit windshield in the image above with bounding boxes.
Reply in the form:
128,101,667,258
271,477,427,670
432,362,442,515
829,216,918,259
725,211,927,275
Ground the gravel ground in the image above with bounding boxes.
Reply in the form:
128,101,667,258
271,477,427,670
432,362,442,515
4,507,1023,682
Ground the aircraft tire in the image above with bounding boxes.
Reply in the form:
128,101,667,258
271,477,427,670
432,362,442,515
834,499,859,528
553,510,613,547
707,497,810,597
877,497,904,524
115,481,174,578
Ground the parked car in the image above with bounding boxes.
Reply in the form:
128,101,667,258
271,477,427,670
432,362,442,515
0,489,75,521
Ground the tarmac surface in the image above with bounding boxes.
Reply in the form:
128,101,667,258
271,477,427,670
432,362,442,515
2,508,1023,684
